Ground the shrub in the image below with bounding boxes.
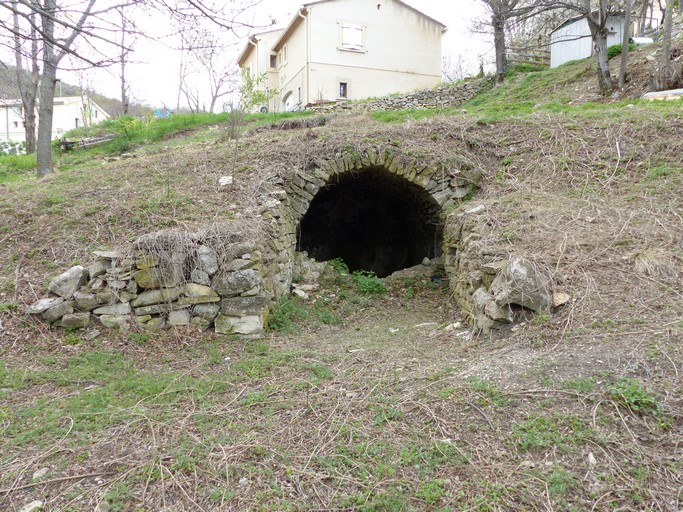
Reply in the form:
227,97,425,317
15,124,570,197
607,43,637,60
268,297,307,333
352,270,387,295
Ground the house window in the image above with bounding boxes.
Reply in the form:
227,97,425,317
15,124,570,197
279,45,288,67
339,82,348,98
75,118,79,128
95,110,98,119
341,22,363,51
13,121,19,128
298,87,301,103
270,54,277,68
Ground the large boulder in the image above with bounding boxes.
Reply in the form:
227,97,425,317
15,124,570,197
48,266,88,298
490,257,551,312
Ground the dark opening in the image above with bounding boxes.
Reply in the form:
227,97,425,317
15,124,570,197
296,167,443,278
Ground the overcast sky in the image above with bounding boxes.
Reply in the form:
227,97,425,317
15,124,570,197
63,0,491,110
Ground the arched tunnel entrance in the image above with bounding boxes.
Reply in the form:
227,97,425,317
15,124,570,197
296,167,444,278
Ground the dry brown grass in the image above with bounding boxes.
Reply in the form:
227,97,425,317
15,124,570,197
1,103,682,511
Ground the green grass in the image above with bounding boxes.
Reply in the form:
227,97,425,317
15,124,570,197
511,414,592,452
371,108,454,123
0,153,36,183
607,377,662,416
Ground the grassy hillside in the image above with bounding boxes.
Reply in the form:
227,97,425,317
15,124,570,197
0,51,682,511
0,65,150,117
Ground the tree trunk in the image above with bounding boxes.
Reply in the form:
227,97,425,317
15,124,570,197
36,60,57,177
24,106,37,154
592,28,614,95
13,1,39,153
619,0,633,89
493,13,508,84
36,0,58,177
661,0,673,69
637,0,650,35
119,7,130,115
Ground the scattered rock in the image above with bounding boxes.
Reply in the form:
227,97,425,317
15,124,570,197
28,297,64,314
19,500,43,512
60,312,91,329
84,329,101,340
292,288,309,299
553,291,571,307
48,266,88,298
32,468,49,480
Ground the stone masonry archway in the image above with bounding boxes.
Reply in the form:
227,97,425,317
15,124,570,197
285,148,480,277
297,167,442,277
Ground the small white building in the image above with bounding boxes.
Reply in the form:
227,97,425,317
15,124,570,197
549,15,626,68
237,0,446,112
0,96,110,143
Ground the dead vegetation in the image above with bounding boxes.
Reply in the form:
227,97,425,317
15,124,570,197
1,83,682,510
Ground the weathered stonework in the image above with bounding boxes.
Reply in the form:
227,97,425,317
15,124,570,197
309,80,488,114
444,204,555,333
28,142,560,338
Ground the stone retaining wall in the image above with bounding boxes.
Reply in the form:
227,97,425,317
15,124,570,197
444,203,557,333
28,148,563,337
27,222,295,338
310,80,488,114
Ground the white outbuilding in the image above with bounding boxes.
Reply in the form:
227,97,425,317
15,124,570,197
549,14,627,68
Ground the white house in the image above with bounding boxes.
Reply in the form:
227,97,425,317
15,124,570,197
549,15,627,68
237,0,446,112
0,96,110,143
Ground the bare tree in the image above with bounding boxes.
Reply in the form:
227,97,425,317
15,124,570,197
0,0,266,177
477,0,543,83
191,30,240,113
12,0,39,153
538,0,623,95
660,0,674,68
619,0,633,89
117,5,135,116
442,53,469,82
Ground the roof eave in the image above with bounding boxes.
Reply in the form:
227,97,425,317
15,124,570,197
237,35,258,67
273,7,308,52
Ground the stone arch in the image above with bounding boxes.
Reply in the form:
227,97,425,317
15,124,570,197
285,148,477,277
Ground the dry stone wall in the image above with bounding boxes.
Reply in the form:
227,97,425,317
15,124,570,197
28,223,288,338
310,80,488,114
444,203,557,333
27,145,563,337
